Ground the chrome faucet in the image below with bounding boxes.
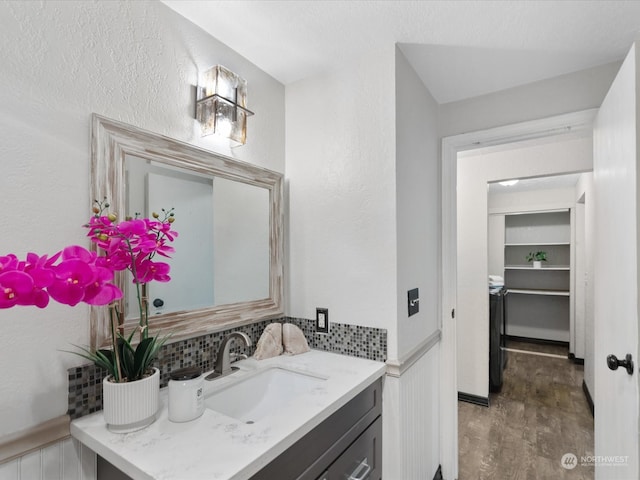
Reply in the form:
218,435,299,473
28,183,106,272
205,331,252,380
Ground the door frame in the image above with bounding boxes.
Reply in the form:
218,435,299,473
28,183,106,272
439,108,597,479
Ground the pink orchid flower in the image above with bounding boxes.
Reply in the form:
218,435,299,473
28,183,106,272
1,202,173,319
0,270,35,308
82,265,123,305
134,259,171,283
0,254,19,273
48,258,99,306
116,219,148,237
43,246,123,307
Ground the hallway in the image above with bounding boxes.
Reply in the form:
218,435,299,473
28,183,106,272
458,343,594,479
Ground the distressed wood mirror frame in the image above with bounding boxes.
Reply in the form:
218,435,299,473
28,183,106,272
90,114,284,348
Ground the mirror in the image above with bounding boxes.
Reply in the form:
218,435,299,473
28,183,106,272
124,155,270,316
90,114,283,348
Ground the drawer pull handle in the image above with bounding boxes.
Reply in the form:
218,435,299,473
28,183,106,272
348,457,371,480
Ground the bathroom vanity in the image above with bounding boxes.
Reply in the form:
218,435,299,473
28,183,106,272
71,350,385,479
77,117,385,480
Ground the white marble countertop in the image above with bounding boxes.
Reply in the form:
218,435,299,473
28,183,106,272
70,350,386,480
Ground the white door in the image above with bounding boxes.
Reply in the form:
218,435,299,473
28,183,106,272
147,171,215,314
593,42,640,479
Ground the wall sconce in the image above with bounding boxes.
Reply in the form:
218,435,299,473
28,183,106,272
196,65,254,146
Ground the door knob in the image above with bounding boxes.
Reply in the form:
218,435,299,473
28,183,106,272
607,353,634,375
153,298,164,308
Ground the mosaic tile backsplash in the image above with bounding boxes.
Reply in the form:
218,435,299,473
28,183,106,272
67,317,387,419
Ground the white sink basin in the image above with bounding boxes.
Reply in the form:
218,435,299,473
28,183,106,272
204,367,326,423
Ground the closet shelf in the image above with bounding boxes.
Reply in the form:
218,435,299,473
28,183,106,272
504,242,570,246
507,289,570,297
504,266,570,271
502,210,572,343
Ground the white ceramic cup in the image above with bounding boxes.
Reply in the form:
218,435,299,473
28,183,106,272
168,366,205,423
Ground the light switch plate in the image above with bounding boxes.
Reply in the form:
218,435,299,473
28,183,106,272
408,288,419,317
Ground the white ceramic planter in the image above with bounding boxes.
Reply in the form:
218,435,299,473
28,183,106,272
533,261,542,269
102,367,160,433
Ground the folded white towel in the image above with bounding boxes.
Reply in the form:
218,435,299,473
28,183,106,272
253,323,310,360
282,323,310,355
253,323,283,360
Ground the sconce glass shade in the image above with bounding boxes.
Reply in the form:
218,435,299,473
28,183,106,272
196,65,254,145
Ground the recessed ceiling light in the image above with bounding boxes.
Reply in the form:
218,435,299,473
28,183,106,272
499,179,519,187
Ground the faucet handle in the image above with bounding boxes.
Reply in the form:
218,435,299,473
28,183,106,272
230,352,248,363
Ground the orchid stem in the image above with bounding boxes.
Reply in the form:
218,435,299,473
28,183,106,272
140,283,148,342
109,305,123,382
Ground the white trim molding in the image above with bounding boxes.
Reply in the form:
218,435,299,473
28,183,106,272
0,415,70,464
386,329,441,378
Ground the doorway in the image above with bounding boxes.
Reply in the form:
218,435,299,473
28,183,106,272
439,109,598,480
457,172,595,478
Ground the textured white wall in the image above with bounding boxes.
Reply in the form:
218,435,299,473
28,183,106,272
0,0,284,436
285,45,399,355
395,48,441,358
380,48,441,480
439,61,620,138
457,137,593,398
286,46,442,478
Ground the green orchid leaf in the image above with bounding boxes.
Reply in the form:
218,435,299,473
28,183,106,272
133,337,156,378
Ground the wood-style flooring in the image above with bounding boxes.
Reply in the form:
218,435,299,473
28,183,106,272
458,340,594,479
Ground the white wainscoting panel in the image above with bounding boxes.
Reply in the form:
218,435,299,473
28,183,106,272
383,342,440,479
0,438,96,480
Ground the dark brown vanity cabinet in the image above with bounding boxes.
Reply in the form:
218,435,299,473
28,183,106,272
316,416,382,480
251,377,383,480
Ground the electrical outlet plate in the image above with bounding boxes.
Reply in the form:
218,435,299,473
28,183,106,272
316,308,329,334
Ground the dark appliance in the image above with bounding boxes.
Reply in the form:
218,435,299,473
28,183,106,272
489,288,507,392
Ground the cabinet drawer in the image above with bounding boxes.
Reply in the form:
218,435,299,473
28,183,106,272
252,378,382,480
322,416,382,480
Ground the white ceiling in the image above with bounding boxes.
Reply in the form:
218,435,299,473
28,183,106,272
162,0,640,103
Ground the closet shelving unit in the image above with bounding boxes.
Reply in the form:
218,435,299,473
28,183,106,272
503,211,571,342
